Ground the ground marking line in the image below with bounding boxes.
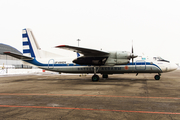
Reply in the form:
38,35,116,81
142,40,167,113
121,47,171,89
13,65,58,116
0,93,180,100
0,105,179,115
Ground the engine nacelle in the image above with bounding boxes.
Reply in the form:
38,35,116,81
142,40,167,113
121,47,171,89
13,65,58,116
105,51,131,65
117,51,131,59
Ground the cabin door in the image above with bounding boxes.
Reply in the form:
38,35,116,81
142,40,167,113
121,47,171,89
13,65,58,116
135,60,146,70
48,59,54,69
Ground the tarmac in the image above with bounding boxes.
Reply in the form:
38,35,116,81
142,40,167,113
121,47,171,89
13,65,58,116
0,70,180,120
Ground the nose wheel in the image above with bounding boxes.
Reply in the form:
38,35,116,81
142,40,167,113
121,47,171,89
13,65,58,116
154,73,161,80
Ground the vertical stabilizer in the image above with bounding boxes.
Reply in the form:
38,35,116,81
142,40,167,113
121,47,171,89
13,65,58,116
22,28,41,58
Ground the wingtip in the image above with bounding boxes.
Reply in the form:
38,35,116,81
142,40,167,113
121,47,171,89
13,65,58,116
55,45,66,48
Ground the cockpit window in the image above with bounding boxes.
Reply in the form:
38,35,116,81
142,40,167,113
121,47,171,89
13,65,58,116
153,57,169,63
157,57,163,60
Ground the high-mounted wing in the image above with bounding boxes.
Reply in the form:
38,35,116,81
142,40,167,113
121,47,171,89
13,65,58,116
56,45,109,56
4,52,33,60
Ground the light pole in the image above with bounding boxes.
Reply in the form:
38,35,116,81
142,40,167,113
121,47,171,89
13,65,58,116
77,39,80,46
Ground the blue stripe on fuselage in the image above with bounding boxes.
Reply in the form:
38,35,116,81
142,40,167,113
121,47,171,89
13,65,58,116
127,62,162,71
24,59,81,67
23,59,162,71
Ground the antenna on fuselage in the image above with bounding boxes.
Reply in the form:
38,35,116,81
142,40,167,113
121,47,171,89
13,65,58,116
77,39,80,46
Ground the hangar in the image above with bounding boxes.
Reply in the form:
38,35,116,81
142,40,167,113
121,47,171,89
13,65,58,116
0,43,22,65
0,43,32,68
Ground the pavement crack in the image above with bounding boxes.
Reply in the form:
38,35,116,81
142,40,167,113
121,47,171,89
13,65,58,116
60,92,91,119
143,74,149,100
169,114,173,120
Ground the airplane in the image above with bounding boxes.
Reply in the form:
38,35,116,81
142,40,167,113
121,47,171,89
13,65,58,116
4,28,178,81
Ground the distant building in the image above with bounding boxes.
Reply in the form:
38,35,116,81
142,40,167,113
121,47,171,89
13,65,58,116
0,43,22,65
0,43,32,68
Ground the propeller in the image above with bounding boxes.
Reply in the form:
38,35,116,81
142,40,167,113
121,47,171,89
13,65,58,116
130,40,137,65
132,44,134,64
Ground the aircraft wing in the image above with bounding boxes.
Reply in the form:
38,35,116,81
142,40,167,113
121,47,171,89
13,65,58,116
3,52,33,60
56,45,109,56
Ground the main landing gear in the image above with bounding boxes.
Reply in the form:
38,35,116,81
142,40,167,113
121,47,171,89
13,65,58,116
92,75,99,82
102,74,108,79
92,67,109,82
92,74,109,82
154,73,161,80
92,67,100,82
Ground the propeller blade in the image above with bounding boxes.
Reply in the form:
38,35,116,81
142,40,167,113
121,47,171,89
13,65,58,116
132,58,134,65
132,40,134,54
131,40,137,65
132,46,134,54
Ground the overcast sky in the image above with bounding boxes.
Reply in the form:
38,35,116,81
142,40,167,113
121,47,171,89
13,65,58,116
0,0,180,64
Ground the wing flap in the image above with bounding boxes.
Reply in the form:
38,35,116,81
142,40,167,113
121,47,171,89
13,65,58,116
56,45,109,56
4,52,33,60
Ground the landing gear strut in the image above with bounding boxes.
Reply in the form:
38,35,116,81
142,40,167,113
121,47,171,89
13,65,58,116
154,73,161,80
92,67,100,82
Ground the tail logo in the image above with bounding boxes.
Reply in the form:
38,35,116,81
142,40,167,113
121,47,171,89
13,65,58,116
22,29,35,57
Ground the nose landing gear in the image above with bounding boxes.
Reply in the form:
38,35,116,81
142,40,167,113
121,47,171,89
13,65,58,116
154,73,161,80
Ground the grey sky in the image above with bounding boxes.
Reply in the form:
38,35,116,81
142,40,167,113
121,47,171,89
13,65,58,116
0,0,180,63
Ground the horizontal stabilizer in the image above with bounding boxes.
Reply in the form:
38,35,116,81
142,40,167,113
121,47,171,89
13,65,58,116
4,52,33,60
56,45,109,56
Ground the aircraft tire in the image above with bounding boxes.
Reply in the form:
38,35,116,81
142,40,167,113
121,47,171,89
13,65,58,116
102,74,108,79
154,75,160,80
92,75,99,82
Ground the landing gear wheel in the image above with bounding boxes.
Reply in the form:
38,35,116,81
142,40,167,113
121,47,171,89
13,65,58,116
92,75,99,82
102,74,108,79
154,75,160,80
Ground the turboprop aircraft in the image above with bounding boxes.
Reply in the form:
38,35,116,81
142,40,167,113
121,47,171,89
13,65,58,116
4,28,178,81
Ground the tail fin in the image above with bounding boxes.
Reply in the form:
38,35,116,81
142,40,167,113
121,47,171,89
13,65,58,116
22,28,41,58
22,28,63,59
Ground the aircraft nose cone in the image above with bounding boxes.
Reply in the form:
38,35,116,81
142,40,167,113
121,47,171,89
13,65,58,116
169,63,178,71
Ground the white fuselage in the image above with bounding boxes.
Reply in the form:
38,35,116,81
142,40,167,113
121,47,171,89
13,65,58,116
23,56,178,74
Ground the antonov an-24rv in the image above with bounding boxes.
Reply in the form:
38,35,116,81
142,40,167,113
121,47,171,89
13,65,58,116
4,28,178,81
